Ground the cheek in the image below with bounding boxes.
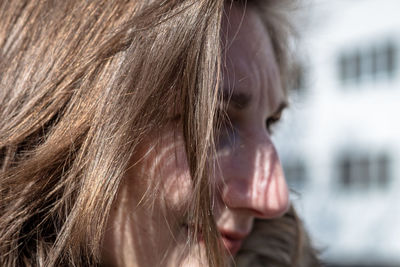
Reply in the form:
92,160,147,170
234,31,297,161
102,133,195,266
133,132,193,216
157,143,193,211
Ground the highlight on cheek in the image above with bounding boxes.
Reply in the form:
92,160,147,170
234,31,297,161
137,130,193,210
104,129,197,266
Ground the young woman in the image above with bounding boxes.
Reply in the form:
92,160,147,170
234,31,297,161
0,0,319,266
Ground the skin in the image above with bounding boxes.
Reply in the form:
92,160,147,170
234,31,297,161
102,4,289,267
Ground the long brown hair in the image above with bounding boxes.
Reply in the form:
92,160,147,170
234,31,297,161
0,0,224,265
0,0,309,266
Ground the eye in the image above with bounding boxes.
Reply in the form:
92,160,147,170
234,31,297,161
215,108,237,149
265,102,287,135
265,113,282,134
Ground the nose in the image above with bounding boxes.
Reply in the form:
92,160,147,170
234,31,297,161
221,135,289,219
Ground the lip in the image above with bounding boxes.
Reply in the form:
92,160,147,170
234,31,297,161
218,229,249,256
184,224,248,256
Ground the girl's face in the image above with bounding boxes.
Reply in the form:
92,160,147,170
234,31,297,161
102,5,289,267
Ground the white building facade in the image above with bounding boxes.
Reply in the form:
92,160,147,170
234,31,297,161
274,1,400,265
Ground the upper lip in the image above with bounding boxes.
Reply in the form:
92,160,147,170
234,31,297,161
218,228,249,240
184,223,251,244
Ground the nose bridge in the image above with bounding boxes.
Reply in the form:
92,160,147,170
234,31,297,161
223,132,289,219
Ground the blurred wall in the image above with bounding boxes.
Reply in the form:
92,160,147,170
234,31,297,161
274,0,400,266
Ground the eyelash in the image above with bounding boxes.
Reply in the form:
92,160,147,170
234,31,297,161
265,115,281,134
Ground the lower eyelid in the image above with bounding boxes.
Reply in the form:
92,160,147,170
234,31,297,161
216,121,237,149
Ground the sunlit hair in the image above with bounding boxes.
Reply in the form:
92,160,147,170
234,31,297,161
0,0,308,266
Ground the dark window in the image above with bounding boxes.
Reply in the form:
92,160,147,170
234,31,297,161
337,41,397,86
291,62,306,93
353,51,362,83
358,156,370,189
339,156,351,187
337,152,391,190
339,55,348,83
338,51,362,84
386,42,396,78
371,46,379,77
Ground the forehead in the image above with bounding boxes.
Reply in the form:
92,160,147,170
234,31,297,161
221,4,284,108
222,3,269,49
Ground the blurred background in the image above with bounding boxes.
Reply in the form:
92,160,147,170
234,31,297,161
273,0,400,266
